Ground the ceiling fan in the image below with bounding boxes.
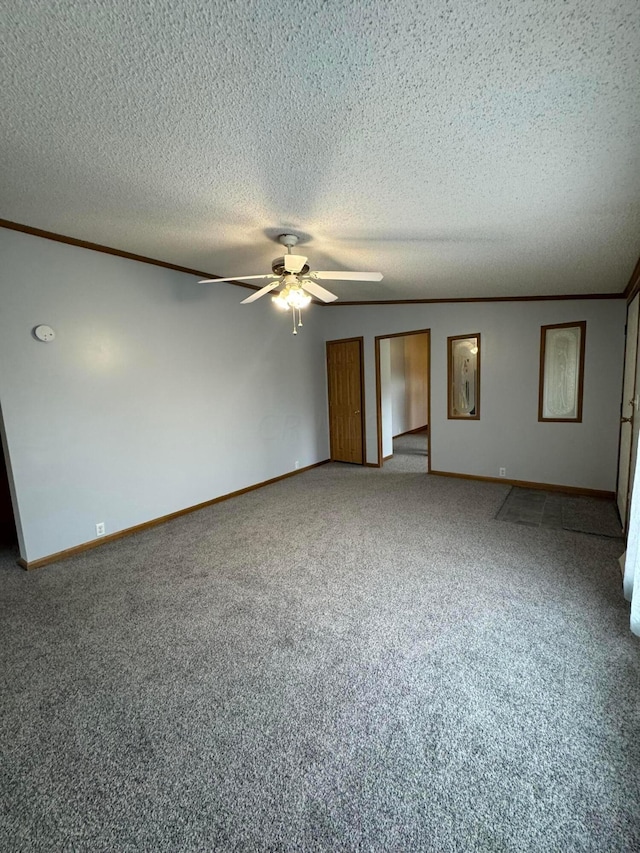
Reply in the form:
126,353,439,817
199,234,383,334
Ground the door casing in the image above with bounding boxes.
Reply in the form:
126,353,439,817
617,295,640,531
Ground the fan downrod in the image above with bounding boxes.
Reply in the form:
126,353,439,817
272,234,308,275
278,234,299,249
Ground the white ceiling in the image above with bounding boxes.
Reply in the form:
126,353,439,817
2,0,639,301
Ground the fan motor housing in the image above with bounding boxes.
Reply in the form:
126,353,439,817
271,256,310,277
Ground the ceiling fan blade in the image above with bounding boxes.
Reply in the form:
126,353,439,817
299,279,338,303
313,271,383,282
240,281,281,303
283,254,307,274
199,274,277,284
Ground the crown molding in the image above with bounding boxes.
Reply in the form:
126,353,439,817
0,219,629,306
0,218,256,292
328,293,624,306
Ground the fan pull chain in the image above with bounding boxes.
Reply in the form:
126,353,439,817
292,306,297,335
298,308,303,327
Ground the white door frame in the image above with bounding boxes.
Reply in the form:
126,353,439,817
617,294,640,532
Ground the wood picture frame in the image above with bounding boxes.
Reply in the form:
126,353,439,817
538,321,586,422
447,333,480,420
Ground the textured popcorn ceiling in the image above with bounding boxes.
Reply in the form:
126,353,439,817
2,0,639,301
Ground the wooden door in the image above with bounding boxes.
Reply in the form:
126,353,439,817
327,338,364,464
618,295,640,530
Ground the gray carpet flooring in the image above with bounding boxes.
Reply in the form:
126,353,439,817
1,434,639,852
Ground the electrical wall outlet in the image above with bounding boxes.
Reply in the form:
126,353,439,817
295,460,300,470
499,467,506,477
95,522,105,537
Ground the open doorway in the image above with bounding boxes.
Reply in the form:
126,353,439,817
375,330,431,469
0,417,18,552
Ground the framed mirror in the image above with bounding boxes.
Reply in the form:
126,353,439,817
538,321,586,422
448,334,480,419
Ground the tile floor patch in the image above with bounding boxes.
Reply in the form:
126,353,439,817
496,488,623,539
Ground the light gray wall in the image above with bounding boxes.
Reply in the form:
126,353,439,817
379,339,393,457
319,299,625,491
0,229,330,562
1,226,627,564
390,337,407,436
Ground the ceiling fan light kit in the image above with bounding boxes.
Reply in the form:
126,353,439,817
272,274,312,335
199,233,383,335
